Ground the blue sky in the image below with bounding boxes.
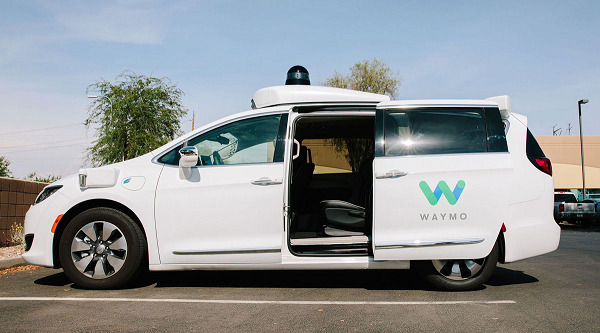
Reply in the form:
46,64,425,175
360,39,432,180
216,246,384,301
0,0,598,178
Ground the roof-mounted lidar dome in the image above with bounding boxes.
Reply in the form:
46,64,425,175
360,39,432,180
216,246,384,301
285,65,310,85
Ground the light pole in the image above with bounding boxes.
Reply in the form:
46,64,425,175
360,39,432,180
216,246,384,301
87,95,113,113
578,99,589,200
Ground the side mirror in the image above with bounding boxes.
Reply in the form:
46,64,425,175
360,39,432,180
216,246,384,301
179,146,198,168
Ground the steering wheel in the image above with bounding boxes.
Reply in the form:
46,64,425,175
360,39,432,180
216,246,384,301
212,151,224,165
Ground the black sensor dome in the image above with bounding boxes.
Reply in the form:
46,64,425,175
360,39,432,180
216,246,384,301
285,65,310,85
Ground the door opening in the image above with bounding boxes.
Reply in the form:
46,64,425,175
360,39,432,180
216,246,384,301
288,114,375,255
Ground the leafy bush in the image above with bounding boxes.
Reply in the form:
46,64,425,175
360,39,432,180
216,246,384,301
9,222,25,247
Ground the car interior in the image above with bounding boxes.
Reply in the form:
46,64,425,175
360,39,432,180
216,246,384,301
288,114,375,255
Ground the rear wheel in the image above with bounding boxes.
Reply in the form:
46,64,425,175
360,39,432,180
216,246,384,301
59,208,146,289
415,242,499,291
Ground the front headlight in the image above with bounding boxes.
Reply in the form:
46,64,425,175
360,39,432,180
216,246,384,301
34,185,63,205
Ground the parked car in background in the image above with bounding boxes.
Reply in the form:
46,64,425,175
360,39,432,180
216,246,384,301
554,191,597,226
586,194,600,200
581,199,600,224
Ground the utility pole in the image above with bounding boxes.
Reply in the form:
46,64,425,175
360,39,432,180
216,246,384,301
552,125,561,136
192,111,195,131
567,123,572,135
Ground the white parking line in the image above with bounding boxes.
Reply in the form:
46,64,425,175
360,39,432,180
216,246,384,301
0,297,515,305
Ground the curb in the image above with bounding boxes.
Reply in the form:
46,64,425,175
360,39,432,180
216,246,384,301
0,257,25,270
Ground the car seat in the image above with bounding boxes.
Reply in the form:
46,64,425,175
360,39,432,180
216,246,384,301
320,159,372,233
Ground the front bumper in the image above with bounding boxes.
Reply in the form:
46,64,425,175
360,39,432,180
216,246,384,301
22,192,71,268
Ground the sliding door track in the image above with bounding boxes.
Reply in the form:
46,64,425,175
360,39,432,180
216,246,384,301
290,235,370,256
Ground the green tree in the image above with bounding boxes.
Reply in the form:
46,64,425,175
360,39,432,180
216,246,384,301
324,58,401,98
324,58,401,171
25,172,61,183
85,71,188,166
0,156,11,177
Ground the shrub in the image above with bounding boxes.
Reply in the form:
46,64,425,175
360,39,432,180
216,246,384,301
9,222,25,248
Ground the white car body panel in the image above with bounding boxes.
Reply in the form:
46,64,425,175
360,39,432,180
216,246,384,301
372,153,512,260
22,85,559,273
252,85,390,109
155,162,285,264
23,155,164,266
22,190,72,267
502,112,560,262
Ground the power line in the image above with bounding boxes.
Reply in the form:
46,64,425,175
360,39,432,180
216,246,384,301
0,141,90,154
0,137,91,150
0,123,82,136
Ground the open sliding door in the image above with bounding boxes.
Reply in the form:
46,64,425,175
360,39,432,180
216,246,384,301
372,103,512,260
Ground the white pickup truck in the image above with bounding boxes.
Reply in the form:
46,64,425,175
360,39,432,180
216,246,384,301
554,191,597,226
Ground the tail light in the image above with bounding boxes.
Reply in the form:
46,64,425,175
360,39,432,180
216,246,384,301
526,129,551,176
558,204,564,212
533,157,552,176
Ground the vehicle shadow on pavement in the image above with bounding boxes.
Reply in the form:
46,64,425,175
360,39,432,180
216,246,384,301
559,223,600,232
34,266,539,291
486,266,538,286
33,269,427,290
148,269,429,291
34,271,72,287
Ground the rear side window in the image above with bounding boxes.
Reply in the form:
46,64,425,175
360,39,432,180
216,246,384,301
484,107,508,152
526,129,545,159
384,109,487,156
526,128,552,176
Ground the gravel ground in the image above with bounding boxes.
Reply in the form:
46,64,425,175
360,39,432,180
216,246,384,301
0,265,41,275
0,246,24,260
0,245,40,275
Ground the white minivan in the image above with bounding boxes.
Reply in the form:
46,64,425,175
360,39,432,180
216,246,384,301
23,84,560,291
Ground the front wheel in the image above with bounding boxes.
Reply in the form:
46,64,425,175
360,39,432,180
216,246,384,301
415,242,499,291
59,207,147,289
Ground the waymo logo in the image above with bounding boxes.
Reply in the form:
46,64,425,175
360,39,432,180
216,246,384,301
419,180,465,205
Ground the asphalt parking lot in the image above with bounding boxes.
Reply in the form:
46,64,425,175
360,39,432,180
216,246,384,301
1,224,598,332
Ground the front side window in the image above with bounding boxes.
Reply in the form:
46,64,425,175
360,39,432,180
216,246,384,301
158,114,285,166
384,109,487,156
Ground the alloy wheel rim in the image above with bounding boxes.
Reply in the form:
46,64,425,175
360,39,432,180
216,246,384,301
431,257,486,281
70,221,128,279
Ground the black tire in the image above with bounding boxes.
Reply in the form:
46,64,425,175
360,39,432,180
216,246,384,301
59,207,147,289
414,241,499,291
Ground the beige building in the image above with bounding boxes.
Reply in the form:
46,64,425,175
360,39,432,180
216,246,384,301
536,135,600,198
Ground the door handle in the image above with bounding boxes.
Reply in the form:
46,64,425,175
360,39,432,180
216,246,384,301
251,177,283,186
292,139,300,160
375,170,408,179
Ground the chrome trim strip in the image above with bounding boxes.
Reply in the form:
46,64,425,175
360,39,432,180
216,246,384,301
378,104,494,109
375,238,484,250
173,248,281,255
290,235,369,247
